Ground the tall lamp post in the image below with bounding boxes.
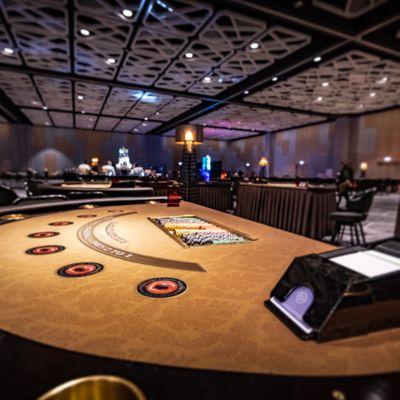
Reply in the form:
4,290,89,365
259,157,269,178
360,162,368,178
175,124,203,201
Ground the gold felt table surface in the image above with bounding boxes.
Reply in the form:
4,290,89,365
0,202,399,377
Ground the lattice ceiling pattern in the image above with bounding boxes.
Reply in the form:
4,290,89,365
0,0,398,140
0,69,203,132
202,127,259,141
0,0,311,95
192,105,326,132
245,50,400,114
312,0,387,18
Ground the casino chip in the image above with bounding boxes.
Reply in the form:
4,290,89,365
137,277,187,298
57,262,103,278
28,231,60,238
79,204,98,209
49,221,73,226
77,214,97,218
0,213,29,221
26,245,65,255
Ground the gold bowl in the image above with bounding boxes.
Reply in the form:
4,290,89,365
37,375,147,400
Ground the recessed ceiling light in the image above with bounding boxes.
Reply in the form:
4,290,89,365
272,76,278,82
77,95,84,100
142,122,147,126
2,47,14,55
79,28,90,36
244,90,249,94
321,81,329,87
144,117,148,120
358,104,364,109
202,76,212,83
316,96,323,101
249,42,259,50
383,156,392,163
134,128,138,132
89,118,94,121
156,111,160,115
376,76,388,84
45,122,50,126
42,106,48,110
105,58,116,65
31,100,40,106
313,56,322,62
245,162,250,167
218,77,224,83
122,9,133,18
81,110,85,114
184,52,194,59
369,92,376,97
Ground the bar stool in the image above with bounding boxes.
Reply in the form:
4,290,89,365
37,375,147,400
330,188,376,246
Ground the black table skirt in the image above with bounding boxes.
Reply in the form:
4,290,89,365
197,185,231,212
235,184,336,240
395,199,400,237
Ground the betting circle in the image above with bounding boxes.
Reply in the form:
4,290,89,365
28,231,60,238
137,277,187,298
57,262,103,278
26,245,65,255
49,221,74,226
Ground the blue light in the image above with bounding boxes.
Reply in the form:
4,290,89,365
201,155,211,182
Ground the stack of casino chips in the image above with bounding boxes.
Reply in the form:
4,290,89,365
153,216,247,246
180,230,246,246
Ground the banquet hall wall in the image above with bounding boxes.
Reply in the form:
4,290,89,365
0,107,399,178
228,107,400,179
0,123,228,174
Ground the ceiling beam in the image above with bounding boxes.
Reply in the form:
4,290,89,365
0,89,31,124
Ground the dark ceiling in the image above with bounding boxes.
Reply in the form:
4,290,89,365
0,0,399,140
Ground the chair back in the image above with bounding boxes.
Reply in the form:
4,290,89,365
0,184,18,206
347,188,376,214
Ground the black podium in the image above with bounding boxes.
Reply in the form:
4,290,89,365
266,238,400,341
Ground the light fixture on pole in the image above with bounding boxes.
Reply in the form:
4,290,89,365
360,161,368,178
175,124,204,201
259,157,269,178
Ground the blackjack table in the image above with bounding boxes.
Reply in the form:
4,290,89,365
0,199,399,399
35,181,155,198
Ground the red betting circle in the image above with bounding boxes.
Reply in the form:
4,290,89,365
26,245,65,255
28,231,60,238
137,277,187,298
49,221,73,226
57,262,103,278
65,264,97,275
146,280,179,295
